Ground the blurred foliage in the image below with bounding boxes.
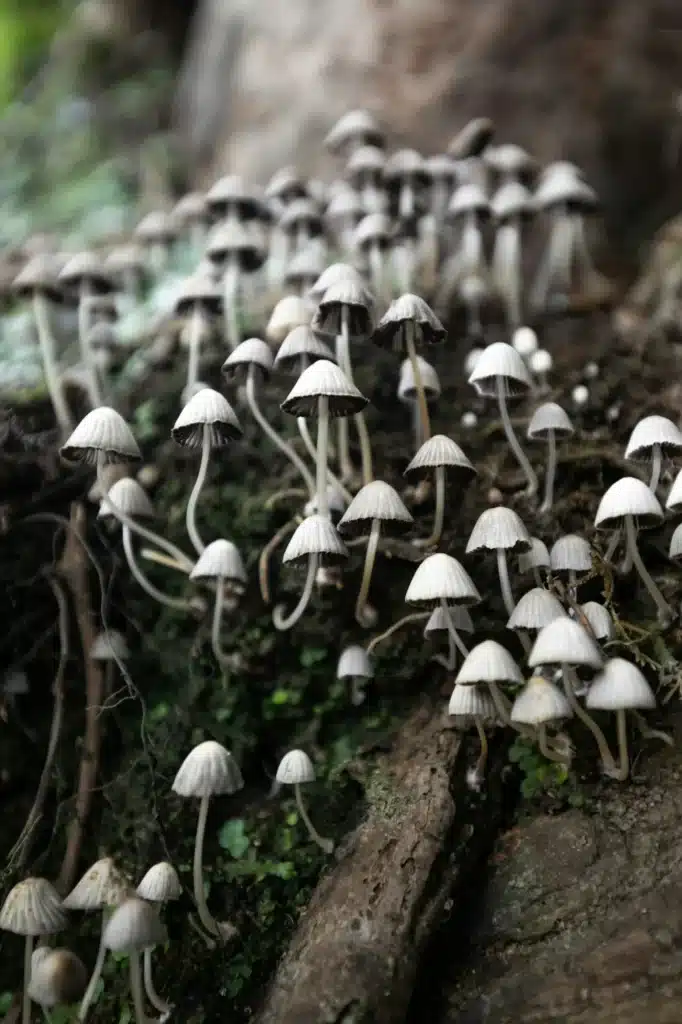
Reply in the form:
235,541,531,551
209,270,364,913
0,0,66,108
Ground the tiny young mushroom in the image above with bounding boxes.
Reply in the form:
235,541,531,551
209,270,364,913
58,251,116,409
578,601,614,644
276,749,334,854
447,183,490,276
405,552,481,664
337,480,414,626
455,639,525,757
585,658,656,782
346,145,388,216
274,513,348,630
405,434,477,548
336,644,374,706
530,348,554,393
507,587,568,655
425,605,475,671
624,414,682,493
466,506,531,618
0,877,67,1024
354,212,393,301
172,740,244,941
550,533,592,599
28,948,88,1022
102,898,167,1024
526,402,574,514
448,681,498,789
171,388,243,556
468,341,539,497
91,628,129,698
324,108,386,156
206,219,266,349
398,355,441,451
510,673,573,763
490,180,533,328
518,536,551,588
173,273,222,398
136,862,182,1017
265,294,315,347
189,540,248,667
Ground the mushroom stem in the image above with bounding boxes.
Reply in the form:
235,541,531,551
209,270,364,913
122,526,195,612
315,396,330,518
335,416,354,483
355,519,381,627
368,243,384,300
495,376,538,496
366,611,429,655
493,222,522,328
474,717,489,779
32,293,74,436
335,313,356,483
538,724,571,764
140,548,191,572
624,514,673,625
259,517,300,604
354,410,374,486
143,948,172,1016
488,680,536,740
22,933,33,1024
273,553,318,630
539,429,557,515
405,320,431,444
78,285,102,408
194,795,221,938
613,708,630,782
79,913,108,1022
129,951,148,1024
294,782,333,854
414,465,445,548
223,259,241,350
186,424,212,556
211,577,232,665
185,306,204,396
297,417,353,505
560,664,618,774
649,443,662,493
496,549,516,619
432,627,457,671
441,598,470,658
461,212,483,273
246,366,315,496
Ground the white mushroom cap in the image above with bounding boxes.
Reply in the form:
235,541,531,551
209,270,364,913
578,602,614,641
338,480,413,534
586,658,656,711
61,408,141,465
372,294,446,350
447,183,490,219
666,469,682,511
172,388,242,448
103,897,166,953
624,415,682,459
468,342,531,397
404,435,476,477
594,477,663,529
511,675,571,725
518,537,550,573
309,262,364,301
285,244,327,285
274,325,336,373
98,478,154,520
63,857,129,911
282,514,348,563
27,948,87,1008
90,629,129,662
281,360,368,418
448,683,497,720
669,522,682,559
550,534,592,573
325,109,383,152
491,181,532,220
136,862,182,903
455,640,523,686
0,878,67,935
222,338,274,378
88,463,130,504
303,486,347,518
312,279,374,339
337,645,373,680
276,749,316,785
424,605,474,636
405,553,481,607
466,506,531,553
398,356,441,402
529,618,603,669
189,539,247,583
507,588,567,631
511,326,538,358
530,349,553,376
266,296,316,346
527,403,574,439
172,740,244,798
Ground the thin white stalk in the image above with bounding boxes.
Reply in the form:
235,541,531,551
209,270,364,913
649,444,662,493
78,912,108,1021
561,665,617,773
77,285,102,408
406,321,431,443
355,519,381,627
415,466,445,548
128,952,148,1024
223,260,241,351
540,429,557,514
339,302,373,485
123,526,195,613
538,724,571,764
315,396,330,518
273,553,318,631
441,598,470,658
186,424,211,556
297,418,353,505
496,376,538,496
211,578,232,665
460,213,483,273
32,293,74,436
22,934,33,1024
432,626,456,671
614,708,630,782
185,306,204,397
366,611,429,656
335,311,357,483
143,948,172,1016
368,243,384,300
194,795,221,937
624,513,672,624
354,411,373,485
496,549,516,619
493,222,522,328
294,782,333,854
399,182,415,221
247,367,314,496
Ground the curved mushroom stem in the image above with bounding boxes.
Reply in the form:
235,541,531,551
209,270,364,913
496,376,538,497
441,598,470,658
604,529,621,564
432,627,457,671
122,527,196,612
624,514,673,625
613,708,631,782
488,680,537,741
355,519,382,627
186,424,212,556
539,429,557,515
211,577,233,666
297,417,353,505
78,921,108,1023
22,934,33,1024
560,664,618,774
143,948,173,1016
649,443,662,493
78,284,102,408
32,293,74,437
632,709,673,745
496,549,516,619
414,466,445,548
223,259,241,351
193,795,227,939
273,552,318,631
315,396,330,518
185,306,205,397
246,365,315,496
366,611,429,656
294,782,334,854
405,320,431,444
473,717,489,780
259,517,300,604
264,488,308,511
129,951,150,1024
538,724,571,764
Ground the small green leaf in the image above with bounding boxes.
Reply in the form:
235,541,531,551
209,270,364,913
271,688,290,705
218,818,250,858
300,646,327,668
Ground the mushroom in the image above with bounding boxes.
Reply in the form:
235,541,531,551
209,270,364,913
485,144,536,185
173,191,209,250
398,356,441,451
624,414,682,493
205,175,266,226
490,181,533,328
276,749,334,853
274,513,348,629
172,388,243,556
59,251,115,409
354,212,393,300
105,243,147,301
510,674,572,763
135,211,177,276
279,198,324,257
578,601,614,644
507,587,567,654
172,740,244,940
136,863,181,1017
91,629,129,699
424,154,459,222
405,434,477,548
325,187,364,254
338,481,413,626
455,639,524,743
266,295,315,346
466,506,531,618
103,898,166,1024
527,402,574,513
189,540,247,666
448,680,498,787
385,148,428,225
284,243,328,296
447,117,494,163
28,948,87,1021
594,477,672,625
425,605,474,670
405,552,481,663
0,877,67,1024
468,342,538,496
518,536,550,588
586,658,656,781
325,109,385,156
512,325,539,364
530,348,553,393
206,220,266,349
447,183,490,276
336,645,373,706
346,145,388,215
550,533,592,599
173,273,222,398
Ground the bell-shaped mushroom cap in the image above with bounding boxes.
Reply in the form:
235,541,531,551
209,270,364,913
424,605,474,636
91,629,129,662
27,948,88,1008
533,167,594,209
490,181,533,221
279,198,323,234
105,243,146,276
0,878,67,935
669,522,682,559
174,273,221,316
550,534,592,573
61,407,141,464
666,468,682,512
466,507,531,553
172,388,242,448
98,477,154,520
189,539,247,584
405,553,481,607
59,251,113,294
511,675,571,725
456,640,523,686
285,244,327,286
274,324,335,372
354,212,393,249
448,682,497,720
136,862,182,903
312,279,374,340
281,359,368,419
485,143,535,179
103,897,167,954
385,147,426,180
276,749,316,784
507,588,567,631
624,415,682,459
303,485,347,518
172,740,244,798
173,191,207,222
373,294,446,350
14,254,63,302
594,477,663,529
206,220,266,271
337,645,373,680
135,210,177,242
338,480,413,534
468,342,531,397
266,295,315,346
512,326,539,358
398,356,441,402
327,186,363,220
310,262,364,300
578,602,614,641
586,658,656,711
63,857,129,912
222,338,273,379
447,117,495,159
447,183,490,219
527,402,574,439
405,435,476,477
265,166,308,202
282,514,348,564
325,109,384,152
518,537,550,573
346,144,386,182
529,618,603,669
424,153,458,183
